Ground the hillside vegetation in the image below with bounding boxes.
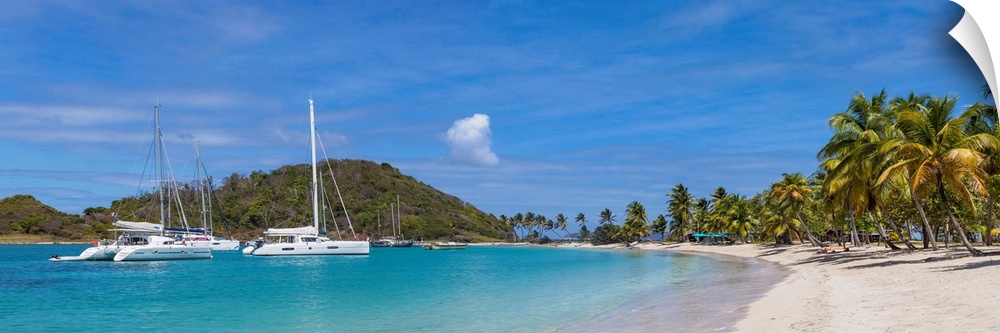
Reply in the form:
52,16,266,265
74,159,506,242
0,195,97,241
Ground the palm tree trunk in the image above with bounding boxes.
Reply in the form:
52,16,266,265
878,205,916,250
910,189,938,250
847,212,862,246
936,177,983,255
986,195,995,246
794,212,823,246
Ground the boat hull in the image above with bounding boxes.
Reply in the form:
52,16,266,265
49,245,122,262
186,239,241,251
251,240,370,256
422,242,468,250
113,246,213,261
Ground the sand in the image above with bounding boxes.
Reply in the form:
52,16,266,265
634,242,1000,332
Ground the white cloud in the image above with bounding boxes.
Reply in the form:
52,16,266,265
443,114,500,167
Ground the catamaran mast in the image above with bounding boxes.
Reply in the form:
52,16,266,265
309,98,320,236
195,142,208,231
155,104,165,227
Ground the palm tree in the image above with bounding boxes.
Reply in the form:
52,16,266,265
621,201,651,244
667,183,694,242
880,96,999,255
512,213,524,242
760,191,801,244
963,101,998,246
555,213,571,240
820,90,907,248
598,208,615,225
692,198,710,234
770,173,823,246
575,213,587,240
651,214,668,241
523,212,535,241
724,194,758,243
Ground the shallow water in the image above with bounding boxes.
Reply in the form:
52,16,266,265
0,244,783,332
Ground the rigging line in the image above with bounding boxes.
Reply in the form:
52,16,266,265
319,170,343,239
159,135,191,230
118,108,158,220
316,131,357,239
120,132,157,221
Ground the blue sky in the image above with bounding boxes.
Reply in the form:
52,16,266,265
0,1,988,228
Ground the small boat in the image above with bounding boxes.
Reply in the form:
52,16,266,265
371,238,414,248
422,242,467,250
370,195,414,248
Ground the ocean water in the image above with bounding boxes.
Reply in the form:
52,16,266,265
0,244,783,332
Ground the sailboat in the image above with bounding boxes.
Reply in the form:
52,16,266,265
113,104,212,261
170,142,241,251
247,99,370,256
371,195,414,247
51,104,211,262
48,224,149,261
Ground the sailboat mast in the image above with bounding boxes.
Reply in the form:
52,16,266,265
155,104,165,226
309,99,320,236
195,142,208,230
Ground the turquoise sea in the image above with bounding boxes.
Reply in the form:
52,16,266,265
0,244,783,332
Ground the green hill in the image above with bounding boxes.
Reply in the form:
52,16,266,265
108,159,508,242
0,194,97,240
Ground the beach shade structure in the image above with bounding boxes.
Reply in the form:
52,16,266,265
690,233,731,245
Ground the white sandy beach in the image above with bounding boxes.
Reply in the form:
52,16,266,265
632,242,1000,332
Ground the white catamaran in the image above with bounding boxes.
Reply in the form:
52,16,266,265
51,104,211,262
247,99,370,256
113,104,213,261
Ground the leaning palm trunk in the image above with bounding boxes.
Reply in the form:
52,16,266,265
909,188,938,250
847,212,862,246
878,205,916,250
936,178,983,256
794,212,823,246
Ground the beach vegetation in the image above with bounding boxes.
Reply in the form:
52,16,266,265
590,223,620,246
667,184,694,242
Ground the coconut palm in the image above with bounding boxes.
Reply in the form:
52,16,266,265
575,213,587,240
555,213,572,240
770,173,823,246
963,101,998,245
651,214,668,241
879,96,999,255
760,191,801,244
598,208,615,225
621,201,651,244
725,194,758,243
667,183,694,242
820,90,905,248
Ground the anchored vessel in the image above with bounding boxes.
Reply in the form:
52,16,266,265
246,99,370,256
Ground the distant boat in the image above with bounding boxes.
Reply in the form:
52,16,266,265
171,142,240,252
422,242,467,250
246,99,370,256
371,195,414,248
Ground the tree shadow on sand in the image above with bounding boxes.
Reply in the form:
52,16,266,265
798,248,1000,270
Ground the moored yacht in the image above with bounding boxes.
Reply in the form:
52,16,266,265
246,98,369,257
